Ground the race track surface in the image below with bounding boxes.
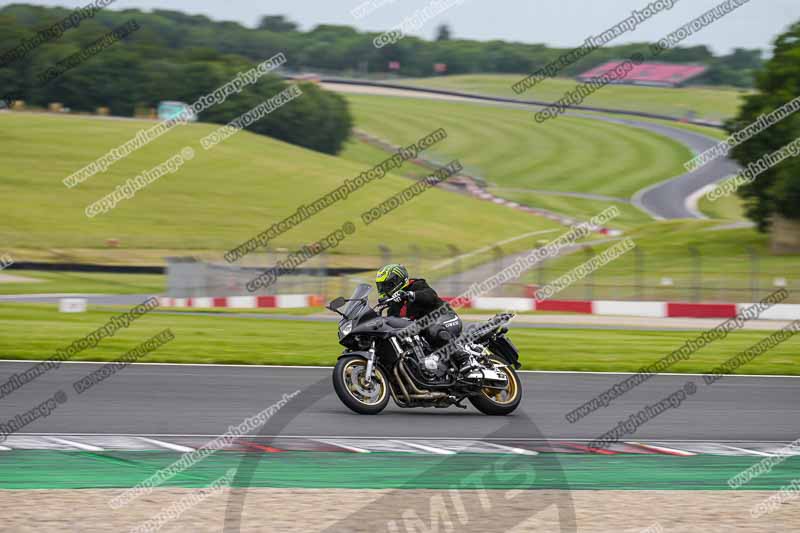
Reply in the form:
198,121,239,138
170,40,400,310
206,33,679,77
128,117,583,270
582,114,740,219
1,362,796,443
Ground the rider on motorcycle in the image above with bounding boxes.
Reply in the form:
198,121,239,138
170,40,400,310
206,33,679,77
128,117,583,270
375,264,478,376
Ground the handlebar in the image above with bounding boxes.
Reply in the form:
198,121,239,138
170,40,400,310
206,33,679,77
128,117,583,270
374,298,393,315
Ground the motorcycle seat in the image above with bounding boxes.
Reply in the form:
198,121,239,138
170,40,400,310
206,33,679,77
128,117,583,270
463,321,496,341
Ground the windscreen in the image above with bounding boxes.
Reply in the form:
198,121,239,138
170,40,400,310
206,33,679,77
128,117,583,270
342,283,372,319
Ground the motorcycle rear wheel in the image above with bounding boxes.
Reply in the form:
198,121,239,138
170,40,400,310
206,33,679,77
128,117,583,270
468,357,522,415
333,356,390,415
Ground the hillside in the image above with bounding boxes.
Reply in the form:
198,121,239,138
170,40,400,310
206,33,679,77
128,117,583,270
0,112,563,263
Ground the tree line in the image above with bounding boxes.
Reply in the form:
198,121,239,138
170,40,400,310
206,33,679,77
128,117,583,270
729,21,800,236
0,6,352,154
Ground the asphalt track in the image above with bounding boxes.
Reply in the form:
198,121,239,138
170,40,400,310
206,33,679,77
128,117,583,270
591,114,740,219
321,81,739,220
1,361,797,442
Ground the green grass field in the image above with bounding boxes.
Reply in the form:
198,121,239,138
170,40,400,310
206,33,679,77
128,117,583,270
698,191,748,221
0,113,563,262
343,94,693,197
526,220,800,302
340,137,431,180
487,190,652,230
0,270,164,295
401,74,749,122
0,303,796,374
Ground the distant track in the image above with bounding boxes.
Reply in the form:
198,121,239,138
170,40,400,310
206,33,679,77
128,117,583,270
320,78,738,220
314,77,724,128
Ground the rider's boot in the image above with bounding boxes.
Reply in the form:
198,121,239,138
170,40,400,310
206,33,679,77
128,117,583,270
452,347,484,381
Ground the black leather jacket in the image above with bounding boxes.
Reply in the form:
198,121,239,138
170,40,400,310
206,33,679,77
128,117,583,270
386,278,449,320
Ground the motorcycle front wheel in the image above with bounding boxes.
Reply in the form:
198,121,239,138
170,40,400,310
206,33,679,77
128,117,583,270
333,356,391,415
468,357,522,415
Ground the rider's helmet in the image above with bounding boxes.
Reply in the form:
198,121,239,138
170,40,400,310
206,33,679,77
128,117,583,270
375,264,409,298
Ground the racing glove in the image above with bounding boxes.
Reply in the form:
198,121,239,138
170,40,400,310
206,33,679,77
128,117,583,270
389,290,414,303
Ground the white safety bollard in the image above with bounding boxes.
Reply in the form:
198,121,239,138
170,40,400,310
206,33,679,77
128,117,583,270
59,297,87,313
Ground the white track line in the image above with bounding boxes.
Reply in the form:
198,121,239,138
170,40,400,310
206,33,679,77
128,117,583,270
684,184,714,219
481,442,538,455
718,444,774,457
137,437,194,452
10,433,798,444
628,442,696,456
47,437,104,452
1,360,797,378
767,445,800,456
314,439,369,453
0,434,790,456
396,440,456,455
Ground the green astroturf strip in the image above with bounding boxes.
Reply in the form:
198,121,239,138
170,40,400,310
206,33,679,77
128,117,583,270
1,451,798,491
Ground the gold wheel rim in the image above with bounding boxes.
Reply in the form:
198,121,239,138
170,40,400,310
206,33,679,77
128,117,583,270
342,359,387,406
481,358,519,405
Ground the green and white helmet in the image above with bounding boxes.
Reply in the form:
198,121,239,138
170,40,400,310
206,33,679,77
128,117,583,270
375,264,409,298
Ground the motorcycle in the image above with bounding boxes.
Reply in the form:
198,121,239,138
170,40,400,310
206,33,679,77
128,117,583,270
328,283,522,415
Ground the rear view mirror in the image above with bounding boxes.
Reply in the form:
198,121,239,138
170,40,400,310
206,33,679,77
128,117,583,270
328,297,346,310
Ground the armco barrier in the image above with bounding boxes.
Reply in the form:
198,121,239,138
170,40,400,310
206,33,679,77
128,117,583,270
160,295,311,309
158,295,800,319
308,77,725,129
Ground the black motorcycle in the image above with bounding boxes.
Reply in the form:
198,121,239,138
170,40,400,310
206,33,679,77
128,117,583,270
328,283,522,415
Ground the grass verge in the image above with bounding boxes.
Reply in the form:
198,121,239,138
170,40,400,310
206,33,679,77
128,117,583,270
0,303,796,374
0,270,164,295
525,220,800,302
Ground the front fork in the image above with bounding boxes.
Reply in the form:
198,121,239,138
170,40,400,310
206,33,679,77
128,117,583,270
364,340,376,384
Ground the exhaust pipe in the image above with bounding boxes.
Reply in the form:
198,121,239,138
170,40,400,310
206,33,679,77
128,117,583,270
393,365,411,403
398,359,447,400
